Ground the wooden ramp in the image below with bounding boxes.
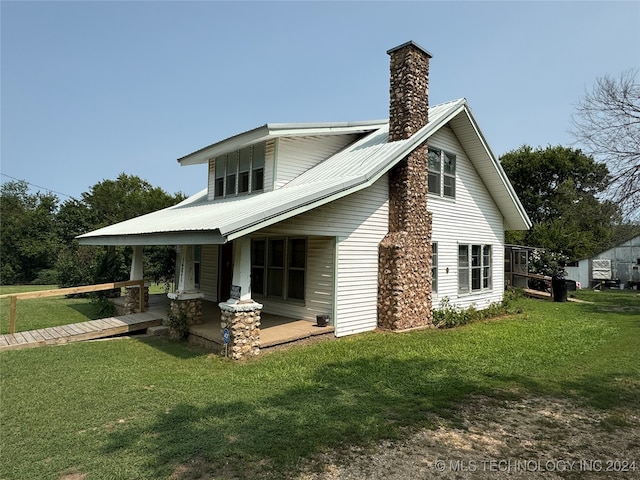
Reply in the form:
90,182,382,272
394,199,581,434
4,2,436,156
0,312,163,352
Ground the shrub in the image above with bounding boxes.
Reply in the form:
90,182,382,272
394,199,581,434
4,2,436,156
433,293,516,329
32,269,59,285
166,304,189,340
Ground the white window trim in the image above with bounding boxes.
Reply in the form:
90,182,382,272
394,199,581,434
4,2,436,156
251,236,307,304
458,243,492,295
428,147,456,199
431,242,438,294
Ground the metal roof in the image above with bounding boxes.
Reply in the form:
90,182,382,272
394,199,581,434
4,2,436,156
177,120,388,166
77,99,531,246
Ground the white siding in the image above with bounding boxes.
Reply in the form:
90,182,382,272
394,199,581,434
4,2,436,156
275,135,359,188
207,159,215,199
258,176,389,336
428,127,505,310
264,139,276,192
199,245,219,302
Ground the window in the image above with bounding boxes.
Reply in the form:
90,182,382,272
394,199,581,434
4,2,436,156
252,142,265,192
251,240,266,295
288,238,306,300
194,245,202,289
428,147,456,198
226,151,238,196
251,237,306,301
214,142,266,198
431,242,438,293
267,239,285,297
239,148,251,193
428,149,441,195
214,157,225,198
458,244,492,293
458,245,469,294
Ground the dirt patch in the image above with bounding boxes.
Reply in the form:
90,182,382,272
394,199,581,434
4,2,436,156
295,396,640,479
58,473,87,480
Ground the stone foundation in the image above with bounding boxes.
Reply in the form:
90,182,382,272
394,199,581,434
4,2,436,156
219,301,263,360
124,284,150,314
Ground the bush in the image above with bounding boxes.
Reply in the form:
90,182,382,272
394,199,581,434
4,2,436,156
166,304,189,340
32,269,59,285
90,294,116,317
433,292,517,329
0,264,16,285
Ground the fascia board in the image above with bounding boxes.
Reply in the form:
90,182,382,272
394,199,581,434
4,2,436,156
266,121,387,137
460,107,532,230
178,126,271,166
77,230,226,246
177,121,387,166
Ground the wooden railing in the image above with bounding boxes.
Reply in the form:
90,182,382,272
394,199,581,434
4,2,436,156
0,280,145,334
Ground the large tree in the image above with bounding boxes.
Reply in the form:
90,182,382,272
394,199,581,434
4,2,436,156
572,70,640,218
1,174,186,286
81,173,185,228
0,181,60,283
61,173,186,285
501,145,620,260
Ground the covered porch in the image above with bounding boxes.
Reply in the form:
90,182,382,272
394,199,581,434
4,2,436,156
144,294,335,352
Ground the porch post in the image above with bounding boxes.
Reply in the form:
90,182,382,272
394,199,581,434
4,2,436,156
167,245,203,329
125,245,148,313
176,245,196,293
219,237,263,360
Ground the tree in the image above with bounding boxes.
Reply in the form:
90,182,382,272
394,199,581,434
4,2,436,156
62,174,186,285
572,70,640,218
0,181,60,284
81,173,185,228
501,145,620,260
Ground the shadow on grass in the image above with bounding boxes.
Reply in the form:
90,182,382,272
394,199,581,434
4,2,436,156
134,336,212,360
101,351,640,479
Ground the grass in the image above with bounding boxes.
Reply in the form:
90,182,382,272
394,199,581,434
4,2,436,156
1,289,638,479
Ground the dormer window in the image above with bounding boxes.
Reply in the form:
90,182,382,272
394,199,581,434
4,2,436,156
214,143,265,198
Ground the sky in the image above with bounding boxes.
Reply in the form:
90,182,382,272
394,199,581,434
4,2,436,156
2,1,639,202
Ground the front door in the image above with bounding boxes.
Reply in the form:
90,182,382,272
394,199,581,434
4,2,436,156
219,242,234,302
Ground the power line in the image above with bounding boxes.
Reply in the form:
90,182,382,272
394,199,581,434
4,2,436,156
0,173,78,200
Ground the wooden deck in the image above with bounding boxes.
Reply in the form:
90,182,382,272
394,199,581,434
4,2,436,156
0,311,163,352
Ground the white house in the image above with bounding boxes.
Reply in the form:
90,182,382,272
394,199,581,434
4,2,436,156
78,42,531,357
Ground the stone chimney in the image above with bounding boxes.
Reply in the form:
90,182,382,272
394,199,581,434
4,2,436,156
378,41,433,331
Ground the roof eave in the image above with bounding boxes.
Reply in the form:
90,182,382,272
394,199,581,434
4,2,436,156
77,229,226,246
177,120,388,166
457,106,532,231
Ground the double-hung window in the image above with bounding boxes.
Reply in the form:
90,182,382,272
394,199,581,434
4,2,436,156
458,244,492,294
251,237,306,301
214,143,266,198
431,242,438,293
194,245,202,289
428,147,456,198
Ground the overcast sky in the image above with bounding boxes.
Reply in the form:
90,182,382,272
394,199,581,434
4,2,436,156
2,1,639,201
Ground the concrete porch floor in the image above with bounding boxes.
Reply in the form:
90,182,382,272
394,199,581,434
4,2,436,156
145,294,335,350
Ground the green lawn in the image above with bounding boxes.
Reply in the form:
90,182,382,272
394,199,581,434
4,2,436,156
1,290,638,479
0,284,167,334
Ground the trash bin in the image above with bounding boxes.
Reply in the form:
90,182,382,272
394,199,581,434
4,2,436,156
551,274,567,302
